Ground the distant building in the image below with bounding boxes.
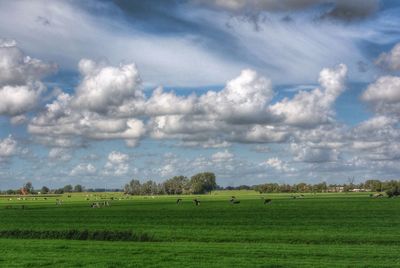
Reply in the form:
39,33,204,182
350,188,371,192
327,186,344,192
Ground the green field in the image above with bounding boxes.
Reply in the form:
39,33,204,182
0,191,399,267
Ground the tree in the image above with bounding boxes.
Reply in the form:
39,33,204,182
6,189,16,195
63,184,73,193
163,176,189,195
190,172,217,194
384,180,400,198
54,188,64,194
347,176,355,190
41,186,50,194
141,180,158,195
23,182,34,194
365,180,383,192
74,184,84,192
124,179,141,195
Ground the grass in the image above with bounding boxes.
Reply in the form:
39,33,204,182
0,191,399,267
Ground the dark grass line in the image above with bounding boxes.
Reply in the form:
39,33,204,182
0,229,155,242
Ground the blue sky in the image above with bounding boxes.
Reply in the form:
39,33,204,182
0,0,400,189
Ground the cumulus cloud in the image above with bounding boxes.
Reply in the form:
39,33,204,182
271,64,347,127
199,69,274,124
10,115,27,125
0,38,56,86
265,157,291,172
145,87,196,116
48,148,72,162
104,151,130,176
291,143,340,163
73,59,144,114
361,76,400,117
375,43,400,71
25,57,353,168
362,76,400,103
0,39,56,116
0,136,17,159
70,163,96,176
212,150,234,162
28,60,147,147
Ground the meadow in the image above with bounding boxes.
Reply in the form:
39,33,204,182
0,191,400,267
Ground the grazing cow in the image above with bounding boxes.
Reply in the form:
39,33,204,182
263,199,272,204
90,202,100,208
230,198,240,204
176,198,182,204
193,199,201,206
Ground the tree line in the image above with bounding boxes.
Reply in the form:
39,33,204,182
250,179,400,197
1,176,399,198
0,182,88,195
123,172,217,195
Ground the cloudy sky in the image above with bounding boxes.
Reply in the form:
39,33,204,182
0,0,400,189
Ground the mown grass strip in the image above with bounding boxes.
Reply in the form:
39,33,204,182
0,229,155,242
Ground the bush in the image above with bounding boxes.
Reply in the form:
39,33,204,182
386,187,400,198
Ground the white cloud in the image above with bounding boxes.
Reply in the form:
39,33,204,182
212,150,234,162
0,84,42,116
10,115,27,125
104,151,130,176
107,151,129,164
362,76,400,104
199,69,274,124
265,157,291,172
361,76,400,119
158,164,176,177
291,143,340,163
271,64,347,127
145,87,196,116
48,148,72,162
375,43,400,71
73,59,144,113
0,136,17,159
70,163,96,176
0,39,56,116
28,65,147,147
0,38,56,86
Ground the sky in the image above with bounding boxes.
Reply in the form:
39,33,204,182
0,0,400,189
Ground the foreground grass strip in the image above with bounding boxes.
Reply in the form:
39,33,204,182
0,229,155,242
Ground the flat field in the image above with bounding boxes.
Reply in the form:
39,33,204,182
0,191,399,267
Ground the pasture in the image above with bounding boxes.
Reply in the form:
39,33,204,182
0,191,400,267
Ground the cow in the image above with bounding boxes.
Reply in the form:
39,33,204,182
263,198,272,204
230,198,240,204
193,199,201,206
